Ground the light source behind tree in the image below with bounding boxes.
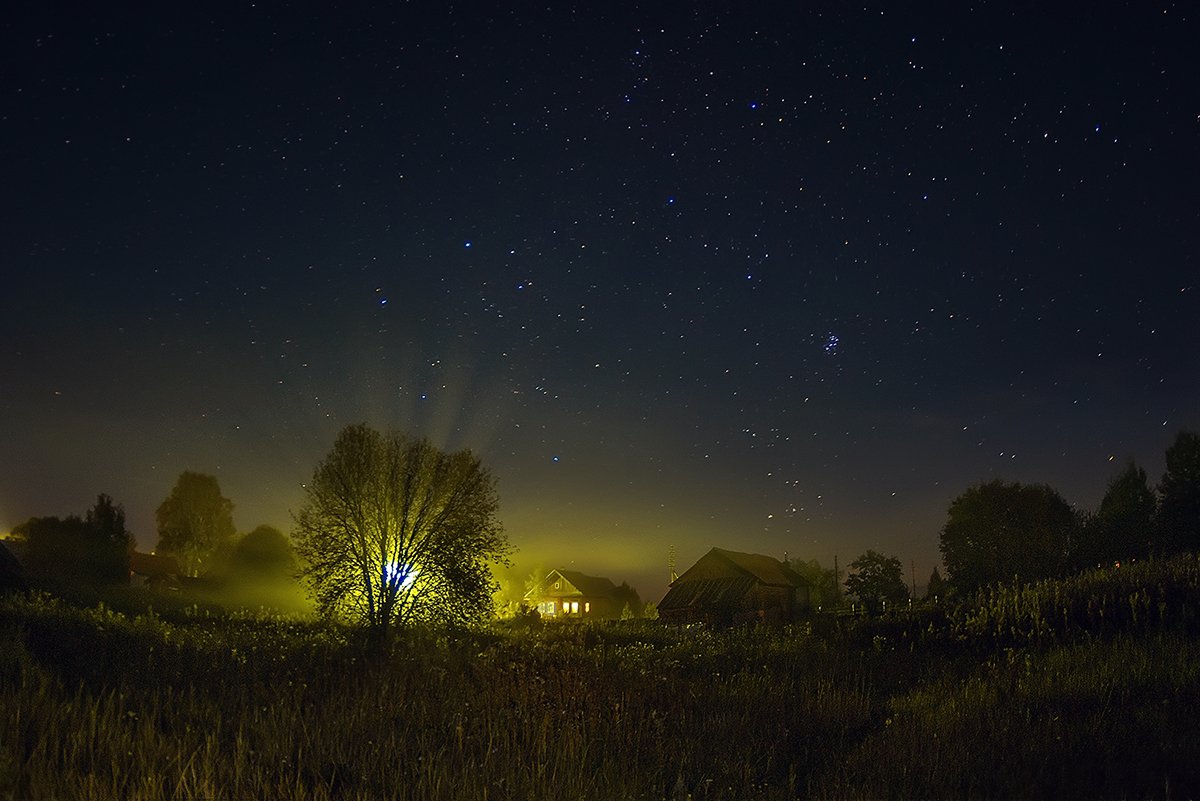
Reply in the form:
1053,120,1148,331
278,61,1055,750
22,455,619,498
292,423,512,635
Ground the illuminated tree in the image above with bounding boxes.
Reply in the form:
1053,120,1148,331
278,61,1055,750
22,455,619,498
293,424,511,633
1157,430,1200,556
844,550,907,614
939,480,1078,594
155,472,236,576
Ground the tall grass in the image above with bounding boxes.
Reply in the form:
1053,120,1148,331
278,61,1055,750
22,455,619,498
2,598,879,800
950,554,1200,647
827,633,1200,799
2,556,1200,800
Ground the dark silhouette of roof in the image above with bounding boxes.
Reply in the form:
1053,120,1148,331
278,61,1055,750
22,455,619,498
676,547,807,587
130,551,181,578
659,547,808,613
659,576,756,610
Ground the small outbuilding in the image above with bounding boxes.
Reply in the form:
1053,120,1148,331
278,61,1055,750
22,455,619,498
658,547,810,625
130,551,182,591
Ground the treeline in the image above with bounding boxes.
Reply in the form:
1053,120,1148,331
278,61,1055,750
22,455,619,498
800,430,1200,614
939,430,1200,597
8,494,133,590
3,472,298,601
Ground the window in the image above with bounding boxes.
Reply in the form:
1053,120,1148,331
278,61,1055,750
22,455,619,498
570,601,579,614
554,580,561,589
584,602,590,613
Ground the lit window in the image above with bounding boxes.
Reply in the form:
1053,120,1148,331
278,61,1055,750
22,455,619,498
570,601,579,613
554,580,561,589
584,602,591,613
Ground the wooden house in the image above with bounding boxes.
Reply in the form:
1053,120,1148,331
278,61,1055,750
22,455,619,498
524,568,629,619
658,547,810,625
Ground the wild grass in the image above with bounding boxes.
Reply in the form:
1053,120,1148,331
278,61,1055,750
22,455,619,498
2,555,1199,800
949,554,1200,647
828,633,1200,800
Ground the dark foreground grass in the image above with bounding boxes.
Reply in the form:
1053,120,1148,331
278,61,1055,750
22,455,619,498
3,556,1200,800
827,634,1200,799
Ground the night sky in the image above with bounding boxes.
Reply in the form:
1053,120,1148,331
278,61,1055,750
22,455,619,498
3,3,1197,600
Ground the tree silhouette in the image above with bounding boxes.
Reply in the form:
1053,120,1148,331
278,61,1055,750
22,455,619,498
231,525,296,577
85,494,134,584
844,550,907,614
293,424,512,634
14,494,132,587
155,472,236,576
1083,461,1156,566
940,480,1078,595
786,557,841,609
613,581,643,618
1157,431,1200,556
925,566,946,602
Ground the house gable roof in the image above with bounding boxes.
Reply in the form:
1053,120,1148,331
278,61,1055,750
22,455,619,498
555,569,618,597
525,568,618,600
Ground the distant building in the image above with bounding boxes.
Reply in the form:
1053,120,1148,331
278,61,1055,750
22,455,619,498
658,547,810,625
130,551,182,591
524,569,631,619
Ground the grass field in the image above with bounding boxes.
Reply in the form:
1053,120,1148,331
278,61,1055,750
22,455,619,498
3,556,1200,800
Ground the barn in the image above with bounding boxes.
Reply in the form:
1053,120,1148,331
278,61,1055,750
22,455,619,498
658,547,810,625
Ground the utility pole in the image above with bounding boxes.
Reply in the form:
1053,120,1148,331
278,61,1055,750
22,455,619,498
833,554,840,603
910,560,917,598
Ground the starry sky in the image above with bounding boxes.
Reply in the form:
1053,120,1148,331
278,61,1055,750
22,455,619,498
3,2,1198,601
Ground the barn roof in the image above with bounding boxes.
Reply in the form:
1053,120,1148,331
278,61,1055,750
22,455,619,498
658,576,755,611
709,548,806,587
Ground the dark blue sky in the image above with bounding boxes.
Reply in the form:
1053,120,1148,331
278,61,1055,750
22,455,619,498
3,2,1197,598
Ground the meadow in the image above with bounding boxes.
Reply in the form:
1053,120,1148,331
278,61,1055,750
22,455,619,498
3,557,1200,800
